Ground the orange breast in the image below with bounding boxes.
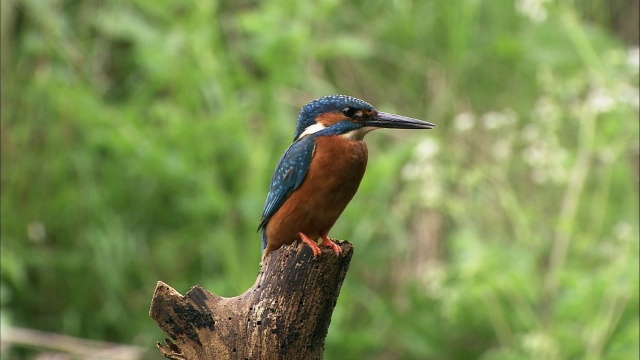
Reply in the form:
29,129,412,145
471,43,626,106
264,136,368,254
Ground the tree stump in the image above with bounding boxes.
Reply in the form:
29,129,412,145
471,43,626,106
149,240,354,359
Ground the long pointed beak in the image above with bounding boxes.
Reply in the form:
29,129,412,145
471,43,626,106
364,111,436,129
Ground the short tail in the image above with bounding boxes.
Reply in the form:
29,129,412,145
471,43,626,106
261,229,268,252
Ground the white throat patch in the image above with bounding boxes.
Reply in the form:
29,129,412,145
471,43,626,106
297,122,326,140
341,127,376,140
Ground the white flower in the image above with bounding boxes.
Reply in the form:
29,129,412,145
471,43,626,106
533,96,561,126
523,142,547,165
521,331,560,359
453,111,475,132
492,138,512,161
587,87,615,114
614,222,633,241
415,138,440,161
523,138,568,184
482,110,516,130
516,0,550,23
401,163,420,181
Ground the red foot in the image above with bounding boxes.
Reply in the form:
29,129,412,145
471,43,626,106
299,232,322,257
320,232,342,255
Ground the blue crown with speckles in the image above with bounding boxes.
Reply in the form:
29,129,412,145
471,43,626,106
293,95,374,141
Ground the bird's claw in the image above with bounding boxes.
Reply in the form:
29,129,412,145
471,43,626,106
321,234,342,256
299,232,322,257
299,232,342,256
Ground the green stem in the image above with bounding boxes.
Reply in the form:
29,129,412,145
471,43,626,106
543,106,596,318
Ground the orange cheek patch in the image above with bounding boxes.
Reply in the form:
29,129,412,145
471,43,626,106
361,110,377,118
316,112,348,127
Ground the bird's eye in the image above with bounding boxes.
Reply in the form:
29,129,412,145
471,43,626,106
342,107,357,117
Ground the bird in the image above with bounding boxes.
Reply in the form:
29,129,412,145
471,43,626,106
258,94,436,257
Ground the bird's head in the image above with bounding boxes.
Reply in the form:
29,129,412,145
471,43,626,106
293,94,435,141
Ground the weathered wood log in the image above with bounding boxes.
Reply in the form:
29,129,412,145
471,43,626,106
149,240,354,359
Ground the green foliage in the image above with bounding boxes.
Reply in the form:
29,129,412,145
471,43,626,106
2,0,638,358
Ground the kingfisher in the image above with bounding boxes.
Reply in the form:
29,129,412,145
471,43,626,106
258,94,436,257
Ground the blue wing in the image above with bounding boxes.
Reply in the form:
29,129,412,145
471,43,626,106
258,136,316,249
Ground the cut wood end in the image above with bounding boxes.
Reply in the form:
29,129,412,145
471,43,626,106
267,239,354,259
150,281,184,318
154,281,182,297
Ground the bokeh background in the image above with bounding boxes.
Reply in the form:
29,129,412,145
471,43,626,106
2,0,638,359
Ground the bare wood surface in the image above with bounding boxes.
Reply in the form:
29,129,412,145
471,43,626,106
149,240,354,359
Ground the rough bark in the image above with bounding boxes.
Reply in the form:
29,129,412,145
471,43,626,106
149,240,354,359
